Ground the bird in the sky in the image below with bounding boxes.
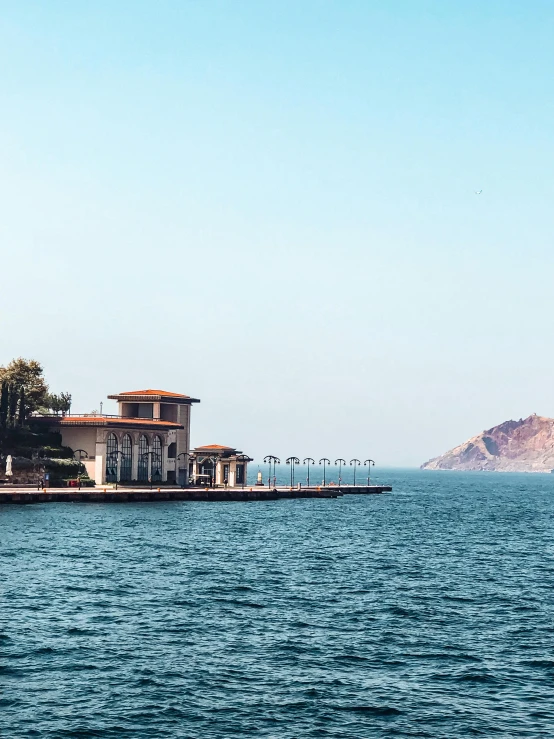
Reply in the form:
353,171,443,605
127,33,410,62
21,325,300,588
474,190,483,195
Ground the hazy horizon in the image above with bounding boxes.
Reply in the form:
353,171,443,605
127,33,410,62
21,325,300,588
2,1,554,466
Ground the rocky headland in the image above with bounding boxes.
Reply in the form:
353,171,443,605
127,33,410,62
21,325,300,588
421,414,554,472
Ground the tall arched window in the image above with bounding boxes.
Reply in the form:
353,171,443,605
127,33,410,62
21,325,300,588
152,435,163,481
106,433,118,482
138,435,149,481
120,435,132,481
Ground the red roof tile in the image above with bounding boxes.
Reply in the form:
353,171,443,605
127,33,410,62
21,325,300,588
107,389,200,403
194,444,236,450
118,389,190,398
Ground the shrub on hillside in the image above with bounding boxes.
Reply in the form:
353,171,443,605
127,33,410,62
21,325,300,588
12,456,37,471
43,459,84,476
38,446,74,459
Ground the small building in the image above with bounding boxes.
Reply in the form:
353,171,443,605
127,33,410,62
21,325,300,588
39,389,200,485
189,445,252,487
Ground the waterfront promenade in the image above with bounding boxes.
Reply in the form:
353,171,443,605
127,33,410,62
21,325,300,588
0,484,391,504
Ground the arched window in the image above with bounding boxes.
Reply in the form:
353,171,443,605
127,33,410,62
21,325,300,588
120,435,132,481
106,433,118,482
138,435,149,481
152,435,163,481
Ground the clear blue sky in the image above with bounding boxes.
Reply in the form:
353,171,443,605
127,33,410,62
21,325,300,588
1,0,554,466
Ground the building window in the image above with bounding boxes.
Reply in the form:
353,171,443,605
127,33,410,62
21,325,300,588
167,442,176,458
152,435,163,481
106,433,118,482
121,434,132,481
138,435,149,481
200,459,216,483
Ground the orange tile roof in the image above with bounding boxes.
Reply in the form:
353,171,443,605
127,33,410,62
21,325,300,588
107,389,200,403
195,444,236,450
119,389,190,398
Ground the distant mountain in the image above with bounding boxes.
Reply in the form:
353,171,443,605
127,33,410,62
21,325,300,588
421,414,554,472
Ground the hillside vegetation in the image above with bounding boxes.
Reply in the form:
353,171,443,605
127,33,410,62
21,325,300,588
0,358,92,485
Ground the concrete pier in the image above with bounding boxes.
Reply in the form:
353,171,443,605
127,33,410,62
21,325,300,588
0,484,391,504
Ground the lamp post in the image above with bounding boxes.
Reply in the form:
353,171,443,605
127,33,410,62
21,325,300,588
152,451,162,488
264,455,280,489
141,451,161,490
176,452,188,488
335,458,346,490
303,457,315,487
349,458,361,486
364,459,375,486
319,458,330,486
73,449,88,490
286,457,300,488
236,454,250,489
107,450,125,490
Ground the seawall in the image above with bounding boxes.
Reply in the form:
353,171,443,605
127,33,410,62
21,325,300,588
0,485,391,504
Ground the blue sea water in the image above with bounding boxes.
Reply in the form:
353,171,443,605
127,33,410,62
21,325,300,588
1,468,554,738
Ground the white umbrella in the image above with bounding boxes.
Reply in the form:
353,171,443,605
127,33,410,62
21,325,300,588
6,455,13,477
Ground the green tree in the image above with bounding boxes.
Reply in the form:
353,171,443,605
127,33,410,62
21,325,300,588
43,392,72,416
0,358,48,414
45,393,61,415
59,392,71,415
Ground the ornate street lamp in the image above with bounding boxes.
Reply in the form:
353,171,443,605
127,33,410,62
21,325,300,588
107,449,125,490
286,456,300,488
141,450,162,490
264,455,280,489
303,457,315,487
319,458,330,486
73,449,88,490
364,458,375,485
236,453,250,489
335,458,346,490
349,458,361,486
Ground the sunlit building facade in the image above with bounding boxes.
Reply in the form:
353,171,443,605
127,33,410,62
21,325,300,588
43,389,200,485
189,445,251,487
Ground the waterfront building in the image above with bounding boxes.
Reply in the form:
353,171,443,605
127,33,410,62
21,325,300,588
189,445,251,487
40,389,200,485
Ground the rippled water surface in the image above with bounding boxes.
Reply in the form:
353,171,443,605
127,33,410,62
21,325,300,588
2,469,554,738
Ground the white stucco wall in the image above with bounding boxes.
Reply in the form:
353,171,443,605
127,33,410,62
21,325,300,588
58,427,97,459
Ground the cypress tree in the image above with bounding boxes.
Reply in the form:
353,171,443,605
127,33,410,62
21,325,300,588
0,383,8,428
8,384,18,427
18,387,26,426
